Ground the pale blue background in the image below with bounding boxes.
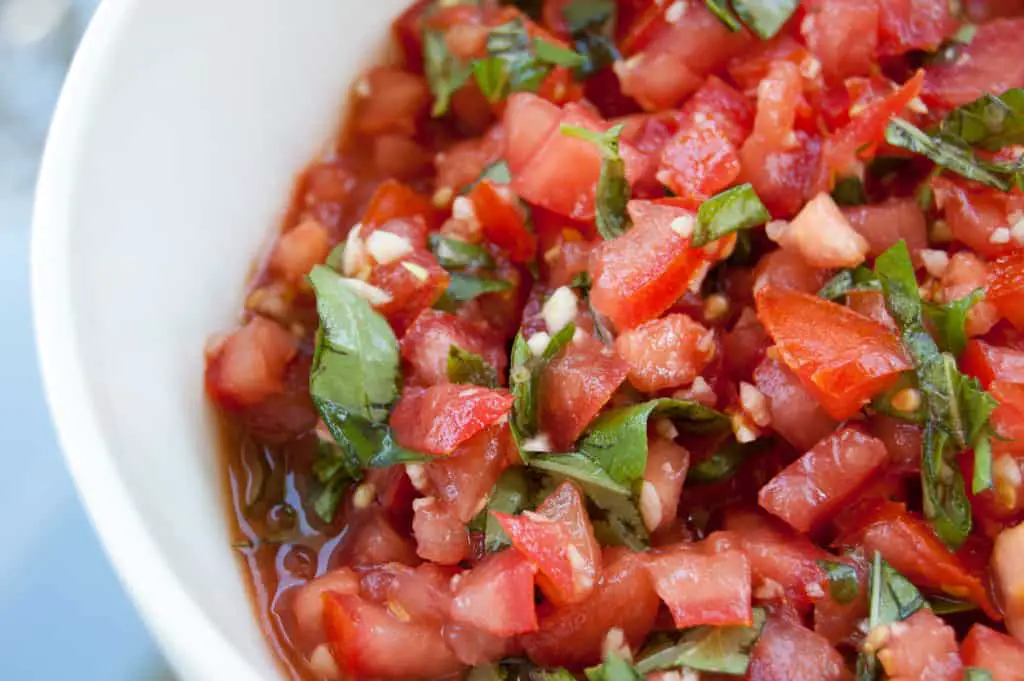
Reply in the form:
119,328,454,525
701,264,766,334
1,0,174,677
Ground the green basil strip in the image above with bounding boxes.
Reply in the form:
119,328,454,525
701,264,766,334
529,453,633,496
857,552,925,681
462,160,513,195
561,123,632,240
941,88,1024,151
965,669,994,681
475,467,532,552
448,345,499,388
831,176,868,206
692,183,771,248
686,438,773,485
817,560,860,604
429,234,496,270
731,0,799,39
435,273,513,311
510,323,577,442
474,57,511,104
534,37,586,68
929,594,979,615
817,266,881,301
586,653,644,681
636,608,767,675
704,0,743,31
423,29,472,117
922,289,984,357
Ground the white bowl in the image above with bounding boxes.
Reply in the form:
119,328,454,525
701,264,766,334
32,0,408,678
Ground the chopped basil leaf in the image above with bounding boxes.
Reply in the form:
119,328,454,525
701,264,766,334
586,653,644,681
636,608,767,675
923,289,984,356
479,19,585,102
467,664,507,681
563,0,620,77
325,241,347,272
965,669,994,681
817,266,881,301
942,88,1024,151
589,487,649,550
579,399,729,488
858,552,925,681
570,270,593,289
529,452,633,496
429,234,496,270
831,176,868,206
693,183,771,248
435,273,512,311
313,475,349,524
448,345,499,388
929,594,978,615
475,467,532,552
534,38,586,68
474,57,511,104
536,669,578,681
704,0,743,31
510,323,577,443
423,29,472,117
461,159,513,195
686,438,773,485
564,0,615,33
816,560,860,604
731,0,799,39
561,123,632,240
571,272,613,346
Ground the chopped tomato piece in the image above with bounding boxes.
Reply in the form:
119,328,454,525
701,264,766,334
352,66,429,137
877,0,958,56
994,523,1024,641
740,130,822,219
963,340,1024,389
990,251,1024,331
771,192,869,269
494,482,602,606
520,548,660,669
504,93,563,175
932,176,1024,259
293,568,360,643
539,335,628,450
641,437,690,533
367,251,449,335
323,593,462,680
390,385,514,456
400,310,508,388
869,414,923,474
752,248,831,295
876,609,962,681
645,544,753,629
753,61,803,152
749,615,850,681
615,313,715,392
435,125,505,194
755,286,912,420
450,549,538,636
939,251,1001,338
468,179,537,263
425,425,509,523
411,497,469,565
759,427,891,533
923,18,1024,109
842,199,928,262
657,119,742,207
836,500,997,616
361,179,438,233
341,511,420,567
677,75,755,145
590,200,723,330
205,316,297,409
992,381,1024,456
961,624,1024,681
801,0,879,82
846,290,898,332
269,219,332,283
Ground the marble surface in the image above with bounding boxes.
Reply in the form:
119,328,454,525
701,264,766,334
0,0,174,677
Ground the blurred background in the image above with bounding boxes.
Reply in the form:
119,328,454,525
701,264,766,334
1,0,175,677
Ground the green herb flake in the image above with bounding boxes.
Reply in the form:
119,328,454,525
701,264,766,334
534,37,586,68
561,123,632,240
965,669,994,681
429,234,496,270
473,467,532,552
731,0,799,39
816,560,860,604
448,345,499,388
817,266,881,301
474,56,511,103
686,438,773,485
435,273,513,311
923,288,984,356
857,552,925,681
704,0,743,31
510,323,577,443
563,0,620,77
831,176,869,206
423,29,472,117
929,594,979,615
636,608,767,675
693,183,771,248
586,653,644,681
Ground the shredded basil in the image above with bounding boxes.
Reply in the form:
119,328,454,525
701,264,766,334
435,273,512,311
510,323,577,445
472,467,532,552
929,594,979,615
686,438,772,485
447,345,499,388
423,29,473,117
705,0,797,39
534,38,586,68
817,560,860,605
704,0,743,31
857,552,925,681
923,289,984,357
563,0,620,77
476,19,586,102
636,608,767,676
561,123,632,239
693,184,771,248
586,653,644,681
817,267,881,301
429,234,495,270
831,176,869,206
965,669,994,681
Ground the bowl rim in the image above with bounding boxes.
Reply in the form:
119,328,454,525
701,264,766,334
30,1,264,679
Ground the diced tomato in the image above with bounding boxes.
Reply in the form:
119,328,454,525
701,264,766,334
372,134,432,180
358,562,453,624
923,18,1024,110
937,251,1001,338
749,614,850,681
962,624,1024,681
352,67,429,137
964,0,1024,20
400,310,508,388
877,0,958,55
740,130,822,218
842,199,928,262
772,192,870,268
342,511,420,567
755,286,912,420
546,239,595,289
932,176,1024,259
323,593,462,680
362,179,438,233
411,497,469,565
206,316,298,409
658,119,742,207
615,3,751,111
391,0,432,71
994,523,1024,641
723,312,771,381
645,544,752,629
801,0,879,82
443,622,511,667
435,124,505,194
425,425,509,523
963,339,1024,388
754,61,803,151
846,290,898,332
269,219,332,283
615,313,715,392
368,251,449,336
504,93,563,176
520,548,660,668
759,427,890,533
876,609,962,681
992,381,1024,456
754,357,839,453
590,200,723,330
753,248,831,295
835,500,997,616
293,568,360,644
721,508,830,610
539,335,628,450
728,34,810,93
869,414,923,474
494,482,602,606
450,549,538,636
468,179,537,263
819,71,924,187
390,385,514,456
641,437,690,533
990,251,1024,331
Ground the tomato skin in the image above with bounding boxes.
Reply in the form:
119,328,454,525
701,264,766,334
539,335,629,450
435,124,505,194
352,66,429,138
961,624,1024,681
468,179,537,264
590,201,722,330
759,427,891,533
924,18,1024,110
753,248,831,296
644,544,752,629
400,310,508,388
390,385,514,456
990,251,1024,331
749,613,851,681
205,316,298,410
877,609,962,681
323,593,463,680
520,548,660,669
741,129,822,219
425,425,510,523
963,339,1024,389
269,219,332,283
842,199,928,263
494,482,602,606
504,93,562,177
615,313,715,392
361,179,438,232
450,549,538,636
835,500,998,617
755,286,912,420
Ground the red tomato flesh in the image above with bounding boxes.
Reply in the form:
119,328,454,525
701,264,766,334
390,385,514,455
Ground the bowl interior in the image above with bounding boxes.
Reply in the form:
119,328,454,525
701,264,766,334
33,0,409,678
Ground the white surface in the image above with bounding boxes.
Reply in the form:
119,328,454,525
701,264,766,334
32,0,406,679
